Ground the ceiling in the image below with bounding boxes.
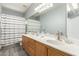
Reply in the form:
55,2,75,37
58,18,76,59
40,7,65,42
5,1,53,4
1,3,32,13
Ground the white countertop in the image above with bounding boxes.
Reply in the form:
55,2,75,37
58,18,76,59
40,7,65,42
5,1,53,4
23,34,79,56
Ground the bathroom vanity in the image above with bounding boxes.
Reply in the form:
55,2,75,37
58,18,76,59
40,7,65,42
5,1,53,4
22,34,72,56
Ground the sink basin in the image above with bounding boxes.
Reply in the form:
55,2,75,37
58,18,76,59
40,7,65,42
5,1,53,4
64,40,74,44
46,39,74,46
46,40,63,45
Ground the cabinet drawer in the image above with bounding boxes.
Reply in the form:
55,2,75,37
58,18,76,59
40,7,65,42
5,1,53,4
35,41,48,56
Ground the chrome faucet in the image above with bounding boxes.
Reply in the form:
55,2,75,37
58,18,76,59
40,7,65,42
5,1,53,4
56,31,63,41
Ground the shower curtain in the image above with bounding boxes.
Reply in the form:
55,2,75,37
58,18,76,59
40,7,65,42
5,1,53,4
0,14,25,46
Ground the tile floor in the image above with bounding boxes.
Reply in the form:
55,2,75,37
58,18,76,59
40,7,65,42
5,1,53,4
0,43,28,56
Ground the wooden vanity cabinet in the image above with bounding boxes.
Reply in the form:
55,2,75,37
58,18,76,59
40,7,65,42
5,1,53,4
27,38,36,56
22,35,71,56
22,36,29,51
22,36,36,56
35,41,48,56
47,46,71,56
22,35,48,56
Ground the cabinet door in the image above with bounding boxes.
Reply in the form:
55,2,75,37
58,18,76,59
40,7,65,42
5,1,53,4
22,36,29,52
22,36,26,48
28,38,36,56
22,36,36,56
35,41,47,56
48,47,71,56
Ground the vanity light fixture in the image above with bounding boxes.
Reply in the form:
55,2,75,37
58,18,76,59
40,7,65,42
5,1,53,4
72,3,78,9
67,3,78,12
34,3,53,13
67,4,71,12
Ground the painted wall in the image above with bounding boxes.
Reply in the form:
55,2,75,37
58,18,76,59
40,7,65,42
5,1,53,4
40,4,66,36
0,4,2,49
0,4,1,14
2,6,24,17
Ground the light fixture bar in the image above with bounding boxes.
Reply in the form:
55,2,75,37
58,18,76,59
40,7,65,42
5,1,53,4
35,3,46,11
67,4,71,12
34,3,53,13
72,3,78,9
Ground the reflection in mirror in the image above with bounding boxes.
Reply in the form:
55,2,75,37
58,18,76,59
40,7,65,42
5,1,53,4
67,3,79,19
67,3,79,45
